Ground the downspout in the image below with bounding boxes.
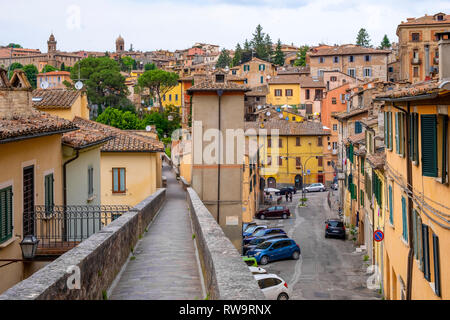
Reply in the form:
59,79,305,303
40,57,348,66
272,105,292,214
217,90,223,224
405,102,414,300
63,149,79,241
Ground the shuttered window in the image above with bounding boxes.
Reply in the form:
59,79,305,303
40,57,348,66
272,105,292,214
401,196,408,242
422,224,431,281
432,234,441,297
385,111,393,151
0,186,13,243
372,172,382,207
439,115,448,184
296,137,301,146
421,115,438,177
45,174,54,216
112,168,126,193
409,113,419,163
355,121,362,134
389,185,393,225
296,157,301,168
88,166,94,198
361,157,365,175
360,190,364,206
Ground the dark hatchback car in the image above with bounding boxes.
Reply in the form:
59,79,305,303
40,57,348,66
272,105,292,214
325,219,346,240
243,228,287,245
256,206,290,220
243,234,288,255
276,187,297,195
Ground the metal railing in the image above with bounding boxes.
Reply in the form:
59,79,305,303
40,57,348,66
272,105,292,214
24,205,132,250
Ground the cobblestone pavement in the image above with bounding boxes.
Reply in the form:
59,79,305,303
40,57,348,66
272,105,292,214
110,164,204,300
253,190,382,300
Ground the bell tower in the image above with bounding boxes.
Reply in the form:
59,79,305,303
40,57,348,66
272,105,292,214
47,33,57,53
116,35,125,53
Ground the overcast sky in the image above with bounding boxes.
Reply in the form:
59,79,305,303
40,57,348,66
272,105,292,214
1,0,449,53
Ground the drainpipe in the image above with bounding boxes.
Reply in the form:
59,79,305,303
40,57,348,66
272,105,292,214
217,90,223,224
425,45,430,78
63,150,79,241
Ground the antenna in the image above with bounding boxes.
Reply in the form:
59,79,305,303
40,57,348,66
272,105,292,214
74,63,87,90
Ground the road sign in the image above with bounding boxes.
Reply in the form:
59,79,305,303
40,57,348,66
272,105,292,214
373,230,384,242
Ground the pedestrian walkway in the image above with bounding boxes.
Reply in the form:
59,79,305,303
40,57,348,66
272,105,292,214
110,164,204,300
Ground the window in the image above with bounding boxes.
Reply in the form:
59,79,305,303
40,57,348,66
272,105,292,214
411,33,420,42
278,138,283,148
112,168,126,193
275,89,282,97
348,56,354,63
421,114,438,177
413,67,419,77
364,67,372,77
361,157,365,175
259,64,265,71
278,157,283,166
296,137,301,146
333,142,338,149
260,76,264,84
88,166,94,198
45,173,54,216
355,121,362,134
402,196,408,242
169,94,172,101
384,111,393,151
285,89,293,96
413,209,423,270
348,68,356,78
244,78,248,84
409,113,419,164
232,70,237,75
319,57,324,63
365,55,371,62
318,137,323,146
432,233,441,296
305,89,310,100
333,124,338,131
360,190,365,206
395,112,405,157
332,97,337,104
318,69,324,77
314,89,323,100
0,186,13,243
163,95,166,101
296,157,301,168
268,138,272,148
388,66,394,72
175,94,178,101
333,56,339,63
267,156,272,166
318,157,323,167
389,185,393,225
438,115,448,183
330,76,337,82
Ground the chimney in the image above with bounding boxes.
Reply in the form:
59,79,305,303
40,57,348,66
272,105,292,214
437,31,450,81
0,69,34,120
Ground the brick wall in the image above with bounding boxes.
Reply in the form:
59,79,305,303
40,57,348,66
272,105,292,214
0,89,34,119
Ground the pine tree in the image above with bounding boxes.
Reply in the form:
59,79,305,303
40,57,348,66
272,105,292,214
379,34,391,49
232,43,243,67
251,24,267,60
265,34,273,62
216,49,232,69
243,39,251,51
293,45,310,67
356,28,372,48
273,39,285,66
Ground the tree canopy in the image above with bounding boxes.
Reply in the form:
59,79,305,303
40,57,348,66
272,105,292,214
120,56,136,72
293,45,310,67
216,49,232,68
356,28,372,48
144,63,157,71
137,69,179,113
273,39,285,66
379,35,391,49
96,107,145,130
232,43,243,67
41,64,58,73
22,64,39,89
7,43,22,48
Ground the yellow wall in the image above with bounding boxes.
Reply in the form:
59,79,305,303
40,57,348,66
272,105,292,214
282,110,304,122
267,83,301,106
162,83,182,108
100,152,159,207
242,154,260,222
0,134,63,294
38,93,89,120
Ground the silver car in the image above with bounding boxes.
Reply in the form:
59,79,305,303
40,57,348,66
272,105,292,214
303,183,326,192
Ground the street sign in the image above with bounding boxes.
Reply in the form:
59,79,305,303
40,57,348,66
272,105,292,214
373,230,384,242
307,169,311,175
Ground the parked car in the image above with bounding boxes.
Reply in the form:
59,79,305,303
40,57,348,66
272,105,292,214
325,219,346,240
242,256,258,267
243,228,286,245
243,225,267,237
256,206,290,220
249,266,267,275
243,222,257,233
243,234,289,255
254,273,290,300
247,238,301,265
303,183,326,192
331,183,338,190
276,187,297,195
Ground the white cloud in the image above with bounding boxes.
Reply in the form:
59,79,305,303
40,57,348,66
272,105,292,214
1,0,449,52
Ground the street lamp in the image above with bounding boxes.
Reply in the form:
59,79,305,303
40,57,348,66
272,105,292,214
20,235,39,259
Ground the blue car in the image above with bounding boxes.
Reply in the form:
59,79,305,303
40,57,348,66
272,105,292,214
247,238,301,265
243,225,267,238
243,228,286,245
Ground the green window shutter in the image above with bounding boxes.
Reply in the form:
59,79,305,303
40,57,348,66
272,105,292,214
421,115,438,177
361,158,364,175
409,113,414,161
389,112,393,150
349,144,354,163
45,174,54,216
402,196,408,241
412,209,418,258
432,234,441,297
395,112,399,154
0,187,13,243
422,225,430,281
441,115,448,183
384,112,389,149
389,185,393,224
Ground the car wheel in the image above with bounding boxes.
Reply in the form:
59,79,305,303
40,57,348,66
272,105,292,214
282,213,288,219
277,293,289,300
325,233,328,238
322,188,325,192
292,251,300,260
260,256,269,265
260,214,265,220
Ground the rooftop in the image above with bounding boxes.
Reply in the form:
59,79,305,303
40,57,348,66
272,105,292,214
245,120,330,136
62,122,113,150
375,80,443,100
309,44,391,57
187,79,250,93
32,89,81,109
399,13,450,27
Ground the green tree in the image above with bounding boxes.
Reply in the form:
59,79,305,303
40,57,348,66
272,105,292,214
251,24,267,60
137,69,179,113
356,28,372,48
120,56,135,72
293,45,310,67
232,43,243,67
273,39,285,66
265,34,274,62
216,49,232,69
60,62,66,71
7,62,23,78
70,57,129,110
22,64,39,89
379,34,391,49
144,63,157,71
41,65,57,73
7,43,22,48
243,39,251,51
96,107,144,130
142,105,181,139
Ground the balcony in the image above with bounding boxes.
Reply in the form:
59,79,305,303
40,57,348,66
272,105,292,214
411,57,421,65
23,205,132,256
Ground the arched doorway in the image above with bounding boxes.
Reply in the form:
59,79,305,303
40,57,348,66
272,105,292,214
295,175,303,189
267,177,276,189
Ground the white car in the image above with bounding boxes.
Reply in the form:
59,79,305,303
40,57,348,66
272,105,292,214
254,273,290,300
303,183,326,192
249,266,267,275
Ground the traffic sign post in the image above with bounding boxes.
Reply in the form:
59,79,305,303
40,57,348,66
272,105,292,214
373,230,384,242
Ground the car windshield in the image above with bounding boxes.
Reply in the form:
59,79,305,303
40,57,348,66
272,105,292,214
256,242,272,250
249,238,263,245
245,226,258,233
253,230,266,237
328,221,344,227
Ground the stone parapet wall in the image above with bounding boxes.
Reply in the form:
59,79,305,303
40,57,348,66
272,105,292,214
186,187,264,300
0,189,166,300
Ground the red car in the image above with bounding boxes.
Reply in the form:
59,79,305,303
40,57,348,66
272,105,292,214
256,206,290,220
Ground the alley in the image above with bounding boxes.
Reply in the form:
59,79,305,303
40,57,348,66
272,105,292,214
255,190,382,300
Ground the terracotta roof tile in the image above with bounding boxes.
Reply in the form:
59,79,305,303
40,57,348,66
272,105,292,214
299,76,325,88
62,123,113,149
187,79,250,92
245,120,330,136
32,89,81,109
72,117,164,152
366,152,386,169
376,80,441,99
348,132,366,144
268,74,301,84
399,13,450,26
309,45,390,57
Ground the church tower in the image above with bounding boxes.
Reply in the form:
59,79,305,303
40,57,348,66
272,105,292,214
47,33,57,53
116,35,125,53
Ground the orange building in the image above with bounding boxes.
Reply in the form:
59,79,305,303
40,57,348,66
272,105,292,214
36,71,72,89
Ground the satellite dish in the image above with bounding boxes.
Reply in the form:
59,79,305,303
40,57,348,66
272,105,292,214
276,108,281,112
279,114,283,119
257,105,262,110
286,117,289,121
40,81,49,89
146,125,152,132
147,107,151,111
266,111,271,117
266,75,271,80
75,81,84,90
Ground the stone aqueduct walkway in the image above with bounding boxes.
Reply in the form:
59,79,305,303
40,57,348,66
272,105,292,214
110,164,204,300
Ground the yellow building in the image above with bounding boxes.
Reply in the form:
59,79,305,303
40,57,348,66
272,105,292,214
245,120,331,189
32,88,90,120
72,117,164,207
377,37,450,300
162,83,182,108
0,69,78,293
242,141,262,222
267,74,301,107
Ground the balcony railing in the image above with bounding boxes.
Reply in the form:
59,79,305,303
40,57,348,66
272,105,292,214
24,205,132,254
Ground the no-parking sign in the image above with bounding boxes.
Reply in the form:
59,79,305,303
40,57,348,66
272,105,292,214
373,230,384,242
